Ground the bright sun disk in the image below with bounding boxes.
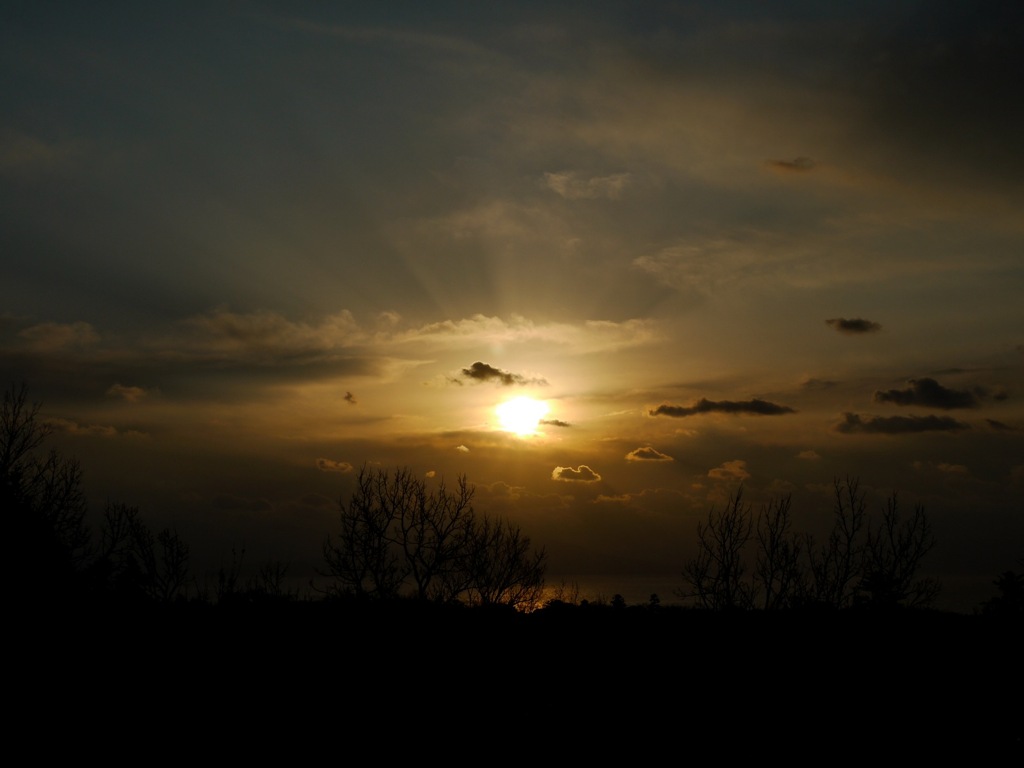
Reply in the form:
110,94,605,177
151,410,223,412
496,396,549,435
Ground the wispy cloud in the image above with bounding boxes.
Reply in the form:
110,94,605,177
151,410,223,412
708,460,750,481
315,458,354,473
543,171,633,200
106,383,152,402
834,413,970,434
766,157,816,173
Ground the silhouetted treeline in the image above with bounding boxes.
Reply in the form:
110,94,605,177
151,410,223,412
5,381,1022,624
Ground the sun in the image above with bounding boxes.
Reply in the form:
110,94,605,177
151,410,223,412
495,396,549,436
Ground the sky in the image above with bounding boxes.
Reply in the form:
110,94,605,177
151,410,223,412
2,0,1022,612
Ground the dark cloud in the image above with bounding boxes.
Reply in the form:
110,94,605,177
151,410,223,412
459,361,548,386
551,465,601,483
834,412,970,434
767,156,816,172
826,318,882,334
625,446,673,462
649,398,795,417
873,377,979,409
985,419,1015,431
540,419,571,427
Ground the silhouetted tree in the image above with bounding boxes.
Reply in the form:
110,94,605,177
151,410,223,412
855,491,938,609
980,561,1023,617
678,477,940,613
91,502,191,603
320,465,410,599
754,494,805,610
321,465,546,607
2,382,91,602
460,514,546,610
805,477,868,609
677,487,753,610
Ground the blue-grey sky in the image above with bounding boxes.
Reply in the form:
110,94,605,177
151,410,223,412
3,1,1022,610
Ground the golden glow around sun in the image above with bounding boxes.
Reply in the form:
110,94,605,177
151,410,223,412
495,396,549,436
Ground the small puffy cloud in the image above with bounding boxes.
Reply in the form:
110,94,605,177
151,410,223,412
767,156,816,173
18,321,99,351
459,361,547,386
797,450,821,460
543,171,632,200
425,470,437,478
456,445,470,452
937,463,969,475
625,446,674,462
316,458,354,473
649,398,795,417
834,413,970,434
552,465,601,483
826,317,882,334
106,383,151,402
874,378,978,409
708,460,750,481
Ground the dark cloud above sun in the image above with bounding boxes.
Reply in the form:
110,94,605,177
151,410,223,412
459,361,548,387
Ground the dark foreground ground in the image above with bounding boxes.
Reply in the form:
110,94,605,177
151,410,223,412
11,599,1022,759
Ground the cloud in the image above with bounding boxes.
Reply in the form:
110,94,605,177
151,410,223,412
540,419,571,428
767,157,816,173
797,450,821,460
801,378,838,390
459,361,548,387
552,465,601,483
834,413,970,434
393,314,662,354
985,419,1015,431
344,391,357,405
543,171,633,200
873,378,979,409
315,459,353,473
42,417,118,437
456,445,470,452
425,470,436,478
18,321,99,351
106,383,152,402
625,446,674,462
649,398,795,417
708,460,750,481
826,318,882,334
